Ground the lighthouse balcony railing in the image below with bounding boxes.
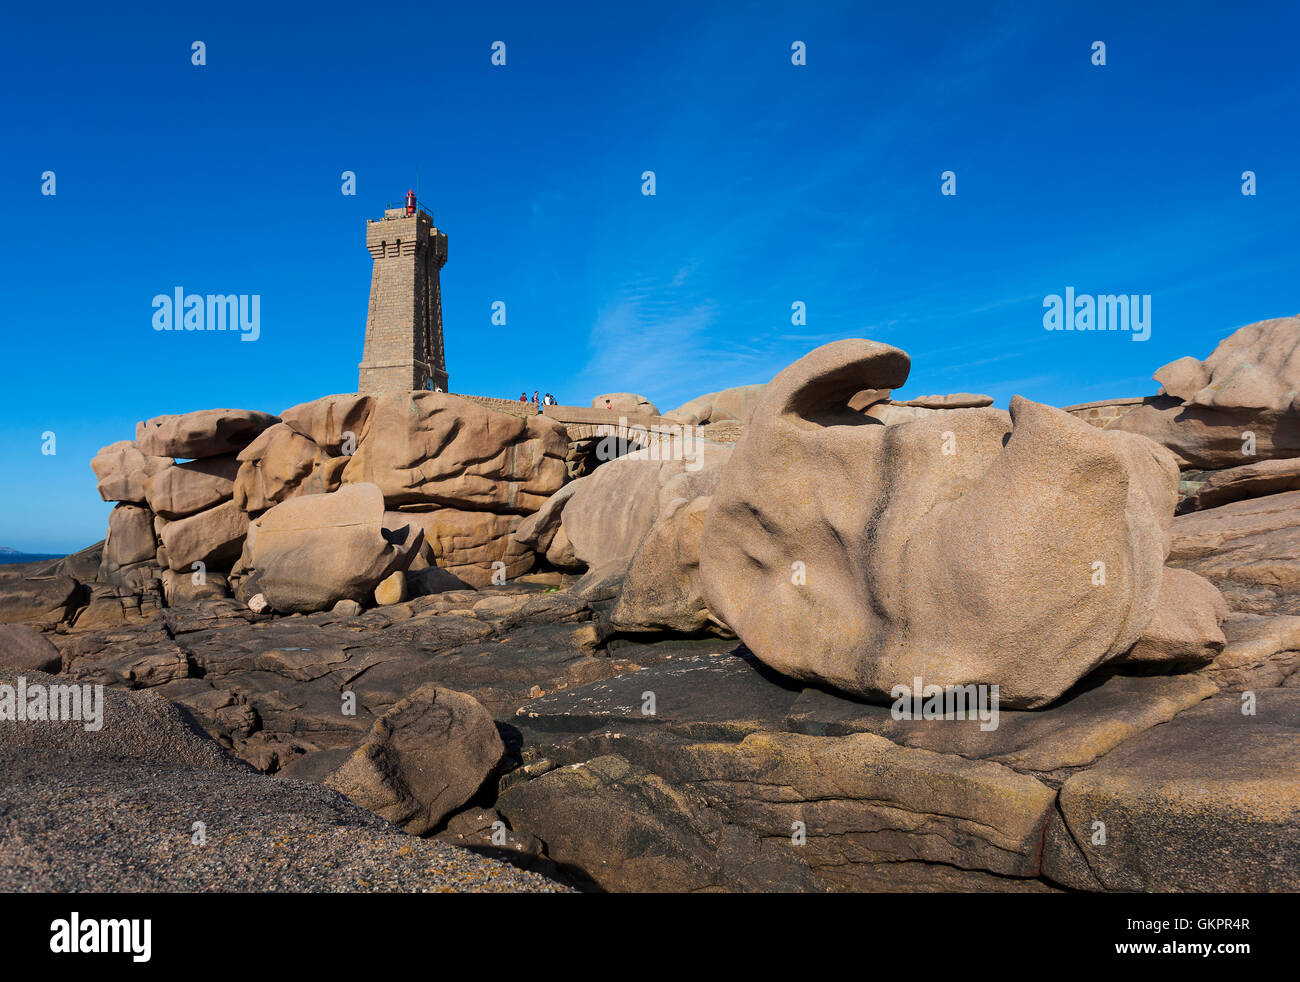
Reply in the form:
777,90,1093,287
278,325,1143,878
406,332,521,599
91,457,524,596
382,200,433,219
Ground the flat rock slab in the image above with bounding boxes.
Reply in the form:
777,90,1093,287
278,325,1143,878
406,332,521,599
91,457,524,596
1045,689,1300,891
514,649,800,737
1178,458,1300,514
506,655,1077,889
666,731,1056,878
498,729,1057,891
786,671,1217,775
1196,613,1300,691
47,591,701,779
499,753,822,892
516,650,1216,775
1169,489,1300,615
502,648,1293,891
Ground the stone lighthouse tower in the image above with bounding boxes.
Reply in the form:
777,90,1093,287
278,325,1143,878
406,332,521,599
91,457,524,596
357,194,449,394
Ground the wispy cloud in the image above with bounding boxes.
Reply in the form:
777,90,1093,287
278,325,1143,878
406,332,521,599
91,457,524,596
576,300,724,407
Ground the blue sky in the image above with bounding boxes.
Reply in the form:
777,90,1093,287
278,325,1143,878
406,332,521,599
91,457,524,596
1,0,1296,552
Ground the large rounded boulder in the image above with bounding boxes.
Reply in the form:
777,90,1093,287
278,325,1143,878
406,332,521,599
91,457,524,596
699,340,1180,709
248,483,421,613
135,408,279,459
591,393,660,417
665,384,766,426
90,441,171,504
514,440,732,578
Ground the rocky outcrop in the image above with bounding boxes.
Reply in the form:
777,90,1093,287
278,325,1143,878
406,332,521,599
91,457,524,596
73,583,163,632
341,391,567,511
9,548,1294,893
0,567,85,627
403,509,533,588
46,581,663,781
497,752,824,892
1196,613,1300,691
1110,397,1300,470
37,317,1298,895
497,650,1229,891
234,423,346,513
1111,315,1300,468
700,340,1178,709
81,392,580,617
1155,315,1300,411
83,409,280,626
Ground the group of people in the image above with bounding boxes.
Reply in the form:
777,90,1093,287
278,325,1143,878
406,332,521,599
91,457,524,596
518,391,558,408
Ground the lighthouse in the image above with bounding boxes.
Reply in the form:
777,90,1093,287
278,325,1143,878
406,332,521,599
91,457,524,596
357,193,449,394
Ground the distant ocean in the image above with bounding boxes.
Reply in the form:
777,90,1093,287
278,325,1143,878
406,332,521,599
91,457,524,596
0,553,62,565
